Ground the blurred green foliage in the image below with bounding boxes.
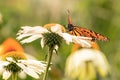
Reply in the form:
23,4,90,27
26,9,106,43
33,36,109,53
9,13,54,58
0,0,120,80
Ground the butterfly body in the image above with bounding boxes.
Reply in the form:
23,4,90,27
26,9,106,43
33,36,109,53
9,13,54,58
67,13,109,41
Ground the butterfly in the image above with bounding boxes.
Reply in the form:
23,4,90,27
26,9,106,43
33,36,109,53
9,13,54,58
67,12,109,41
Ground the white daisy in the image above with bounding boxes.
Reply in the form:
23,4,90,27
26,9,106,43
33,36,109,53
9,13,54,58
0,57,46,80
17,25,92,49
16,24,93,80
0,38,47,80
65,48,110,80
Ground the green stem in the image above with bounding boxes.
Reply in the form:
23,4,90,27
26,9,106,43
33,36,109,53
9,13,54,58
43,48,53,80
12,72,17,80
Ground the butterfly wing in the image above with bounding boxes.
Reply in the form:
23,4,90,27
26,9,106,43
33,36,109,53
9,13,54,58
69,26,109,41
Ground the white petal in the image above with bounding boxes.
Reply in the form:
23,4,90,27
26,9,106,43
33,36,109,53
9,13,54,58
73,39,92,47
76,36,92,40
18,60,46,68
0,62,6,75
59,33,72,44
51,24,62,33
94,51,109,71
54,45,58,50
52,45,59,53
16,33,32,40
3,71,11,80
6,57,15,62
17,26,49,42
71,36,92,47
26,65,45,74
60,32,92,47
20,35,41,44
18,60,46,73
18,71,27,79
20,26,49,34
17,63,39,79
0,61,10,70
40,38,45,48
72,49,96,62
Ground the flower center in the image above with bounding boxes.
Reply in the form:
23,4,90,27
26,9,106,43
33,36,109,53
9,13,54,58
2,51,27,73
42,32,63,50
4,62,21,73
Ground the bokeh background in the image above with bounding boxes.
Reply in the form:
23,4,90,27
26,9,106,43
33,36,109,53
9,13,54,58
0,0,120,80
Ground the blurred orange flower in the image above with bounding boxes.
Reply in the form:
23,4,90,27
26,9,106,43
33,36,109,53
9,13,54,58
0,38,24,56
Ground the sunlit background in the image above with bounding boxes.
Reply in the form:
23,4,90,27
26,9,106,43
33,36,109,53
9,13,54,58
0,0,120,80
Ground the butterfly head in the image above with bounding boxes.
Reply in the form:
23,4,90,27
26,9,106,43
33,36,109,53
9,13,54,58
68,24,74,31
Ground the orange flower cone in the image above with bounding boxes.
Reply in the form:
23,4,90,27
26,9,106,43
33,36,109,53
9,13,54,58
0,38,24,56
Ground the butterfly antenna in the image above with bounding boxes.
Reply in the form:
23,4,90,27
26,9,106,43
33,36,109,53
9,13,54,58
67,10,73,25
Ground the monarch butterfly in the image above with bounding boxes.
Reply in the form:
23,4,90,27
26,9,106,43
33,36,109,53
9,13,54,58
67,12,109,41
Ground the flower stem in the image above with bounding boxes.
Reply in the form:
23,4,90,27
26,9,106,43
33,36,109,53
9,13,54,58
12,72,17,80
43,48,53,80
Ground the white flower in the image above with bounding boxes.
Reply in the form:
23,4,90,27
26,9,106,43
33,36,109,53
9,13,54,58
65,48,109,80
0,57,46,80
0,38,47,79
17,25,93,48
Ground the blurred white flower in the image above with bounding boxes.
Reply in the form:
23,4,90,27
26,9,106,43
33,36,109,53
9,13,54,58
0,57,46,80
17,25,93,49
65,48,110,80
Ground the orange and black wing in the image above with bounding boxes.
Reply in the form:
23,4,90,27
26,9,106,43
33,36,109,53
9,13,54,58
69,26,109,41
